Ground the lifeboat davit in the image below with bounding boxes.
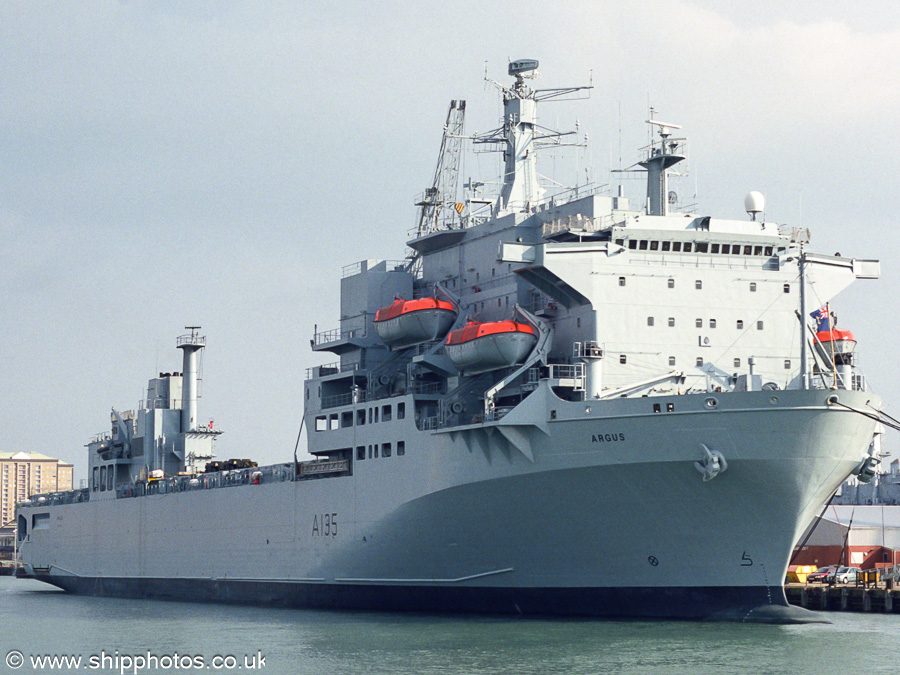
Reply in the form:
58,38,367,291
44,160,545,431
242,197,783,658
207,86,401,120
816,328,857,355
444,320,537,374
374,297,457,350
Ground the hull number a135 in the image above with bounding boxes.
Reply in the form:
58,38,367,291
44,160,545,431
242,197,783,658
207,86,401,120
312,513,338,537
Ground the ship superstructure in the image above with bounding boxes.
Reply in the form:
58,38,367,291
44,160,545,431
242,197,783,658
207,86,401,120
16,61,890,621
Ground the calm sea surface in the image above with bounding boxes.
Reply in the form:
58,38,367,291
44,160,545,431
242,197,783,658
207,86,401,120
2,577,899,674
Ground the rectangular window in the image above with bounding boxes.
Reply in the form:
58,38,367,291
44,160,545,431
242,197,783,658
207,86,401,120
668,317,675,327
668,356,676,366
696,357,704,367
667,278,675,288
93,467,99,491
695,280,702,289
628,240,637,250
397,441,406,456
695,318,703,328
757,321,764,330
764,246,774,256
743,245,752,255
647,317,655,326
382,405,392,422
382,442,392,458
736,320,744,329
619,354,627,364
367,408,373,424
315,416,327,432
615,239,624,246
653,403,661,413
672,242,682,252
639,240,648,250
696,242,708,253
329,414,339,430
750,282,757,292
107,465,114,491
357,409,366,426
784,359,791,369
99,466,107,492
754,246,763,255
356,446,366,460
341,411,353,428
618,277,626,286
683,243,693,253
734,358,741,368
373,407,379,423
397,402,406,420
783,284,791,293
662,241,671,251
710,243,720,254
649,240,659,251
721,244,730,254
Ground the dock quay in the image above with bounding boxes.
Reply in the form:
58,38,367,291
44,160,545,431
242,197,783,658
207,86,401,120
785,583,900,613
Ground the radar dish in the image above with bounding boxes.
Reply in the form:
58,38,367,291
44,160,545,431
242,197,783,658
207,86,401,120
744,191,765,215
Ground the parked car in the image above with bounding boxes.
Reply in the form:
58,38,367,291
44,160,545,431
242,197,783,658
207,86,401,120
807,565,839,583
835,566,861,583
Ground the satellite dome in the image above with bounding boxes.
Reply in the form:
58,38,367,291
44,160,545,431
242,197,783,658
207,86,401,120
744,191,765,219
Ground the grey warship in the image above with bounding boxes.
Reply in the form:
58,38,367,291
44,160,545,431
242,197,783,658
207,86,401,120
17,60,886,621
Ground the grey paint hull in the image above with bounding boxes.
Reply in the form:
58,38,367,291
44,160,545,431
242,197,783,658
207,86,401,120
18,388,877,621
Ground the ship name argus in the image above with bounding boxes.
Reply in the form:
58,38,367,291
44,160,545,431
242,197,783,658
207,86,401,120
591,432,625,443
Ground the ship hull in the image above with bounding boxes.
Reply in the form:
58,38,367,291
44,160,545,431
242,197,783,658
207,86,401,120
30,573,797,621
18,388,878,622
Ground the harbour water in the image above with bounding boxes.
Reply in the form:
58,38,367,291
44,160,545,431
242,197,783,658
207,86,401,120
2,578,898,674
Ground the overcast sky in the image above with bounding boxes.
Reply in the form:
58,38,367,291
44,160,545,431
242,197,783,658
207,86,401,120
2,0,899,481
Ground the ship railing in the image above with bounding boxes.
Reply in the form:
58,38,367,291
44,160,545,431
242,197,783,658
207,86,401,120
18,488,90,508
321,391,368,409
297,458,350,477
483,406,514,422
418,415,440,430
412,381,444,395
627,253,780,271
342,259,408,278
312,326,367,346
305,361,361,380
176,334,206,348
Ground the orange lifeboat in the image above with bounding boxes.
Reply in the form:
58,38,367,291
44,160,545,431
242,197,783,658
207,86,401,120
444,320,537,374
816,328,856,356
374,297,457,350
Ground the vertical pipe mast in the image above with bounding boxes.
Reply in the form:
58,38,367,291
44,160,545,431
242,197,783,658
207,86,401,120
177,327,206,432
799,250,809,390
